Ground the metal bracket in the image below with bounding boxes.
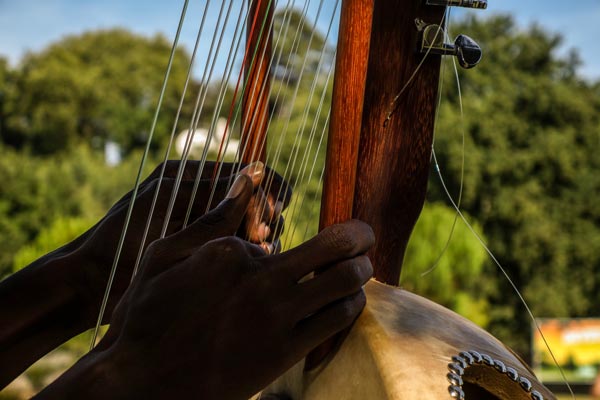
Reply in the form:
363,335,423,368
419,23,482,69
426,0,487,10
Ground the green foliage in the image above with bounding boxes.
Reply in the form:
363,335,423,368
1,29,194,154
430,14,600,354
0,145,153,278
12,216,96,272
401,203,491,327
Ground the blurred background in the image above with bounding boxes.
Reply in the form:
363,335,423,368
1,1,599,399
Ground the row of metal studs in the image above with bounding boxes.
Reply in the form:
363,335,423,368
447,350,545,400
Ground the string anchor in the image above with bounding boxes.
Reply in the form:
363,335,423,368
419,24,482,69
425,0,488,9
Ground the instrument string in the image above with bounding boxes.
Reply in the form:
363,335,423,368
432,149,576,399
383,11,447,127
221,0,312,192
214,0,322,248
203,0,274,213
178,0,251,228
203,0,318,230
181,0,252,228
130,0,214,280
228,0,297,181
425,10,575,398
272,3,339,249
205,0,286,185
250,0,329,245
420,11,466,278
301,114,329,242
237,0,312,182
282,54,335,249
90,0,191,349
162,0,240,233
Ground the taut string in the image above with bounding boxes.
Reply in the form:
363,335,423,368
90,0,191,349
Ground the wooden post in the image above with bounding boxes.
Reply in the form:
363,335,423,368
353,0,444,285
241,0,274,164
307,0,375,370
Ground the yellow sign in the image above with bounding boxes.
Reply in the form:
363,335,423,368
533,318,600,383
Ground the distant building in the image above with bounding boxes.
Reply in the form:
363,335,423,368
175,118,239,158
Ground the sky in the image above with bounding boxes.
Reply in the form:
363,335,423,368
0,0,599,81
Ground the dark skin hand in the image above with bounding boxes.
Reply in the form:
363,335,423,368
0,160,289,388
35,175,375,400
77,160,290,326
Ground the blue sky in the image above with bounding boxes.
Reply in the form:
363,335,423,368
0,0,599,80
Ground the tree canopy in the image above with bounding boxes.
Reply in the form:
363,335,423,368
428,14,600,353
1,29,194,154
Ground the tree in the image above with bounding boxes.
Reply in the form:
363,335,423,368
0,145,153,279
1,29,194,155
401,203,492,327
430,14,600,354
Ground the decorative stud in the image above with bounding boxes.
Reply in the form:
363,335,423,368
493,359,507,373
459,351,475,365
448,363,465,375
447,372,464,386
481,354,494,366
452,355,468,369
518,376,533,392
448,385,465,399
505,366,519,381
447,350,544,400
468,350,483,363
530,390,544,400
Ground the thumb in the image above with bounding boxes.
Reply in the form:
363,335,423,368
164,174,255,256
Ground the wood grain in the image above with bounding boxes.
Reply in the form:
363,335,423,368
241,0,273,164
353,0,444,285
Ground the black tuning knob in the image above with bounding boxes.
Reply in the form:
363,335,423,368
454,34,482,69
418,23,483,69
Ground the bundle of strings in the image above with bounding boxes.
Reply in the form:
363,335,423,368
91,0,340,347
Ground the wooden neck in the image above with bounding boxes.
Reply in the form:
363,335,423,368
353,0,444,285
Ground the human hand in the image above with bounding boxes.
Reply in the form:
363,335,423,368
70,161,291,328
86,175,374,400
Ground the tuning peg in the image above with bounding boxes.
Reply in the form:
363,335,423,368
453,34,483,68
419,23,482,69
426,0,487,10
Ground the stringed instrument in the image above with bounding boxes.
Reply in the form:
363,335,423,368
244,1,556,399
91,0,557,398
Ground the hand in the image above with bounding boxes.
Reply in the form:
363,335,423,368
70,161,291,328
78,175,374,400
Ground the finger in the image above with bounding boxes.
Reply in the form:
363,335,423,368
243,188,273,243
141,161,265,223
293,256,372,320
293,291,366,355
239,161,265,187
265,220,375,281
162,174,255,255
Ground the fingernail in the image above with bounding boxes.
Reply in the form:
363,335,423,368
240,161,264,182
226,175,246,199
